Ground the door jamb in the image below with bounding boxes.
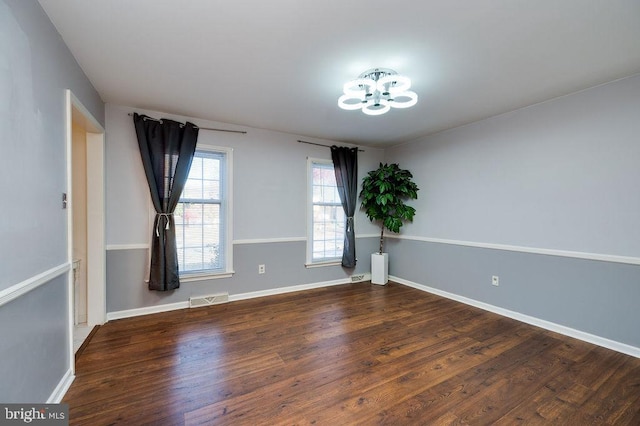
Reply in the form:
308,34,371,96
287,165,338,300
65,90,106,373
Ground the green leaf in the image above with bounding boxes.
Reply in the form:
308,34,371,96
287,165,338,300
359,162,420,235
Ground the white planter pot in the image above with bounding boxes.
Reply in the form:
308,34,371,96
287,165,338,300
371,253,389,285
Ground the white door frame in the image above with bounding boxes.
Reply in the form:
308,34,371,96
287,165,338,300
65,90,106,372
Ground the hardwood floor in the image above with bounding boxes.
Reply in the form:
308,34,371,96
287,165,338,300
64,282,640,425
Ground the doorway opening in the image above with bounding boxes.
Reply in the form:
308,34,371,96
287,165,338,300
66,91,106,366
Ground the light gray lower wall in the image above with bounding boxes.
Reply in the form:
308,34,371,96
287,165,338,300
386,238,640,348
107,237,378,313
0,275,69,402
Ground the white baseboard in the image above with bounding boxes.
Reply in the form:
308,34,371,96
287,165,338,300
106,275,371,321
390,275,640,359
107,301,189,321
229,275,370,302
48,368,74,403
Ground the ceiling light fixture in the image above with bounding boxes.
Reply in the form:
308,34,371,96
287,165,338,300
338,68,418,116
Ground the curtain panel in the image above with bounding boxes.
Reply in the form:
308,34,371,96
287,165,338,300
133,113,199,291
331,146,358,268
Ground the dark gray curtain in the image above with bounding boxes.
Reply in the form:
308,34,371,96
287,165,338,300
133,113,199,291
331,146,358,268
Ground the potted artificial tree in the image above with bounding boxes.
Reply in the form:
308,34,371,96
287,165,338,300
360,163,419,284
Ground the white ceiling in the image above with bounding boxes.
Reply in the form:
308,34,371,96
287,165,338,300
39,0,640,147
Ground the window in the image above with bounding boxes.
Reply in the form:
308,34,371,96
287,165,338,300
308,159,345,264
175,148,232,278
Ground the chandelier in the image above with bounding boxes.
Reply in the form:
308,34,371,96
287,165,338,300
338,68,418,116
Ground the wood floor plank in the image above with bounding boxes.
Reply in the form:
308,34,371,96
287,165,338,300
64,282,640,425
355,332,565,425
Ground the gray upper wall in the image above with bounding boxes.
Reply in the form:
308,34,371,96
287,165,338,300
105,103,383,246
385,74,640,258
1,0,104,290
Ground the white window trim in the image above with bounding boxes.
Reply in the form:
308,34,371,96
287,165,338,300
146,144,234,282
180,270,234,282
304,260,342,269
306,157,344,268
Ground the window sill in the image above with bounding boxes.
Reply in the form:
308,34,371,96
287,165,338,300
305,261,342,269
180,271,235,283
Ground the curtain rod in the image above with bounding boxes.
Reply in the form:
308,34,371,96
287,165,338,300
297,139,365,152
128,113,247,134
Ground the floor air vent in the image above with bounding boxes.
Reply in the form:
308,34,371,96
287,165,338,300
189,293,229,308
351,274,365,282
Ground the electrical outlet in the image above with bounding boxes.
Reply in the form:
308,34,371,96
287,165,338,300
492,275,499,286
258,264,265,274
